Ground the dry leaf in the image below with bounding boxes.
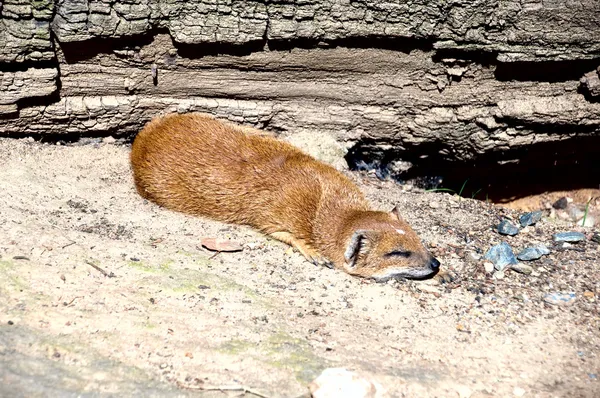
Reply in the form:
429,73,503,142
200,238,243,252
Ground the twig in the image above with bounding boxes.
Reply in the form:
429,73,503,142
64,296,83,306
197,245,222,260
85,261,115,278
177,383,270,398
62,241,76,249
208,251,221,260
12,256,30,260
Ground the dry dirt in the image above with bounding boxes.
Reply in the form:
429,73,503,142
0,137,599,397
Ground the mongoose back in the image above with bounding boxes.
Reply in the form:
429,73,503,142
130,113,440,281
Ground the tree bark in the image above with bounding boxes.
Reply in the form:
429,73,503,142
1,0,599,168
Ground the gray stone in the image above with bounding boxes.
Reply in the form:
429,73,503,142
517,245,550,261
497,219,519,236
553,197,569,210
519,210,543,227
484,242,518,271
510,263,534,275
552,232,586,243
543,292,577,306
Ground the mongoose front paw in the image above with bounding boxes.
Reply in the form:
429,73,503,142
434,270,455,284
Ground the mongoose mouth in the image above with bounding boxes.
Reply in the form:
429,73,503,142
372,267,439,282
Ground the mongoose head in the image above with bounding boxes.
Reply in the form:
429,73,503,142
342,207,440,282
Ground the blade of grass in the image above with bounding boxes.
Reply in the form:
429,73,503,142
582,197,593,226
471,188,482,199
425,188,457,193
458,179,469,197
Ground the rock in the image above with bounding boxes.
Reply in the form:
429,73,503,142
566,204,585,221
456,385,472,398
464,251,481,264
102,136,116,144
519,210,543,227
552,197,569,209
497,219,519,236
513,387,526,397
429,201,440,209
484,242,518,271
417,285,442,297
483,262,495,273
510,263,533,275
309,368,385,398
517,245,550,261
543,292,576,306
577,214,595,228
591,233,600,244
552,232,586,242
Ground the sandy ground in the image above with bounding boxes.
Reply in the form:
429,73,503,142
0,137,598,397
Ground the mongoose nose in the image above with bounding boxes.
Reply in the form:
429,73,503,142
430,257,441,269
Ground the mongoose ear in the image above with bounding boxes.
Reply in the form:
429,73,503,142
344,230,368,268
390,206,404,221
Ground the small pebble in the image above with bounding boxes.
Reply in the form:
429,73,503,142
456,386,472,398
429,201,440,209
484,242,518,271
513,387,526,397
556,241,573,249
519,210,543,227
483,262,495,273
309,368,383,398
493,270,505,279
543,292,576,306
591,233,600,244
552,231,585,242
510,263,533,275
418,285,442,297
497,219,519,236
464,251,481,264
517,245,550,261
102,136,116,144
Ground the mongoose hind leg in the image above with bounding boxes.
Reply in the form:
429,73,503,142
270,231,333,269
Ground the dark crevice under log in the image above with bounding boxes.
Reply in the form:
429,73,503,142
347,133,600,202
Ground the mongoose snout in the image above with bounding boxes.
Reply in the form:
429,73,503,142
130,112,441,281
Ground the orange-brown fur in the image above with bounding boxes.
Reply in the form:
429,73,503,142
130,113,440,281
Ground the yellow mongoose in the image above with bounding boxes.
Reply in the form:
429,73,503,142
130,113,440,281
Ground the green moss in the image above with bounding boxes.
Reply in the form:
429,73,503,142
217,331,329,384
172,282,200,293
145,322,157,330
165,269,260,300
0,260,27,291
219,339,255,355
265,332,329,383
127,259,172,273
0,260,13,271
